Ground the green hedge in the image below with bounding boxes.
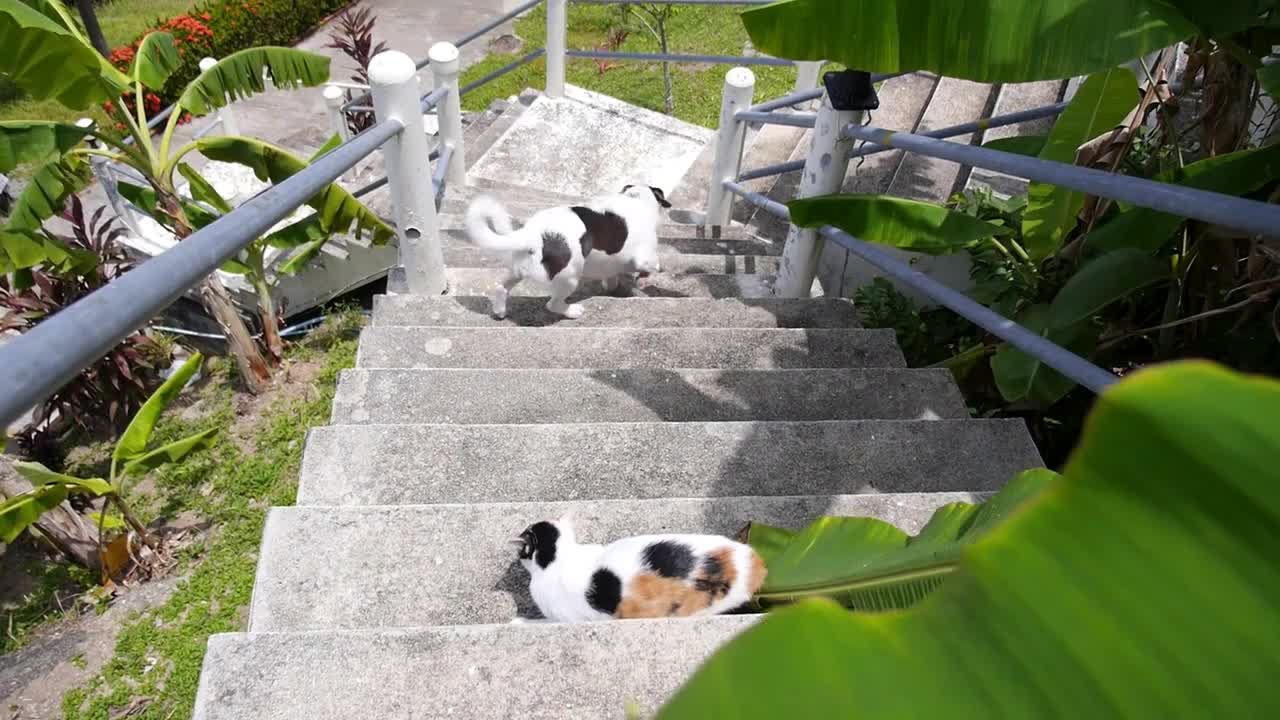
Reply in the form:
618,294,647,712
109,0,349,110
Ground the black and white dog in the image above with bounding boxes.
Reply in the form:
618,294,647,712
464,185,671,319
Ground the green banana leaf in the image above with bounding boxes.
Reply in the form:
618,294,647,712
13,461,112,495
747,469,1056,609
659,361,1280,719
130,31,181,92
176,46,330,116
1,156,91,268
982,135,1047,157
0,121,93,172
990,303,1096,405
788,194,1009,255
121,428,218,477
1047,248,1168,329
0,0,131,109
1085,142,1280,255
0,483,67,543
195,135,393,246
112,352,204,475
738,0,1193,84
177,162,233,214
1022,68,1138,260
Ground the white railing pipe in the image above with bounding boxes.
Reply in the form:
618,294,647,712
546,0,567,98
429,42,466,188
704,67,755,230
199,57,239,136
369,50,447,295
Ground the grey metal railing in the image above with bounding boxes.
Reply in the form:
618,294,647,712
0,119,404,427
566,49,795,67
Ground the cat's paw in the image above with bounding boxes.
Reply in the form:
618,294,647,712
560,303,585,320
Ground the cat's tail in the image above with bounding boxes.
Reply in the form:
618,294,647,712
465,196,535,252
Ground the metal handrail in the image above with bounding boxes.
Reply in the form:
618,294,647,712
722,180,1120,394
433,144,454,200
0,119,405,428
566,49,794,67
734,111,816,128
844,123,1280,238
343,0,544,111
460,48,548,97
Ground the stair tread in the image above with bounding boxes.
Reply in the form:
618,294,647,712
197,616,755,720
250,492,978,631
330,367,968,424
298,418,1041,506
356,326,903,369
443,266,798,299
372,295,862,328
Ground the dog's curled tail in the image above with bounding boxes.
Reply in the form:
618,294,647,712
465,195,533,252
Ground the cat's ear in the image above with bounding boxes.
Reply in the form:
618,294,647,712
649,186,672,208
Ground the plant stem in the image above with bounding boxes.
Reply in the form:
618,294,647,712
1100,293,1268,351
111,493,154,550
248,248,284,364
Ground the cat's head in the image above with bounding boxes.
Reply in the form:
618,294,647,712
512,513,577,573
621,184,673,209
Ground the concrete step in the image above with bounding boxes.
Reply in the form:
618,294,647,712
442,246,780,274
441,227,780,257
372,295,861,328
464,97,529,169
443,267,800,299
356,327,904,369
298,418,1040,506
329,368,968,424
249,492,975,631
967,80,1065,197
197,616,756,720
447,176,587,209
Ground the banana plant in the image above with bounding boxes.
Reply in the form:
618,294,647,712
0,353,214,567
0,0,389,392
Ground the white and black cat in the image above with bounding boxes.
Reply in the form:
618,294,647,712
512,514,767,622
464,185,671,319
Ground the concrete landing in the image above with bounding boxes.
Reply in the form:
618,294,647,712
468,85,714,196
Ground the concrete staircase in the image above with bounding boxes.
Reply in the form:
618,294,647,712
192,86,1045,719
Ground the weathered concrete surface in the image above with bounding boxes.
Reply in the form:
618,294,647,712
372,295,862,328
250,492,978,630
297,419,1041,505
439,228,781,259
967,80,1066,197
356,327,905,369
440,244,781,274
443,267,817,299
196,616,757,720
329,367,969,424
469,85,713,196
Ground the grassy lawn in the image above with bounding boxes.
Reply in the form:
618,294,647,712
0,0,195,126
459,3,799,129
0,309,362,720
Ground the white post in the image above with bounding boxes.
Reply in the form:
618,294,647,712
369,50,447,295
323,85,355,180
429,41,466,188
200,57,239,136
794,61,823,99
545,0,567,98
773,91,859,298
704,67,755,231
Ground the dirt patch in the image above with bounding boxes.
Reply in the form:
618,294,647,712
488,33,524,55
1,576,180,719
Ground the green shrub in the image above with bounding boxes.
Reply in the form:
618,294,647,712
106,0,348,113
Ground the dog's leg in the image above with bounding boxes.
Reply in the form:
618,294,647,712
601,275,619,293
491,271,521,319
546,274,585,319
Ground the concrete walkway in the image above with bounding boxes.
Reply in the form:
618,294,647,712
169,0,535,154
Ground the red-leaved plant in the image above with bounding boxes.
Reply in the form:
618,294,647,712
326,5,387,135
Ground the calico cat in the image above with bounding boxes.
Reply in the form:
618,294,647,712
512,515,767,622
464,185,671,320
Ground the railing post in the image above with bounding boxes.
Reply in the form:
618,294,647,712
323,85,356,180
704,67,755,231
199,57,239,136
429,41,466,188
369,50,447,295
773,75,862,298
545,0,567,98
793,61,822,108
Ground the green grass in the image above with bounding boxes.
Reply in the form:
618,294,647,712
0,561,96,656
55,318,360,720
0,0,196,127
459,4,799,128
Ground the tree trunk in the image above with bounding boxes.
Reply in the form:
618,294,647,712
159,190,272,393
74,0,109,57
197,276,271,393
659,27,674,115
254,275,284,364
0,456,102,573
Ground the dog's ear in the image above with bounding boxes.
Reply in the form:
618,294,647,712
620,184,635,193
649,186,672,208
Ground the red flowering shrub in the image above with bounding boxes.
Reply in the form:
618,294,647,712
101,0,349,124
